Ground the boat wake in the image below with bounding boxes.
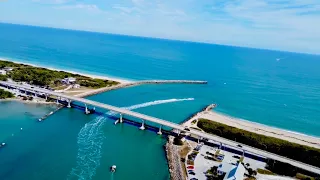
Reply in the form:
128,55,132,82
68,116,107,180
108,98,194,116
68,98,194,180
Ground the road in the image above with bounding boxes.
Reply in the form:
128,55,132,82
1,80,319,174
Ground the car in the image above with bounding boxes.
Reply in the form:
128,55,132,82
188,172,196,175
187,165,194,169
237,144,243,148
188,170,194,173
202,138,209,142
184,127,190,131
190,178,198,180
232,155,240,159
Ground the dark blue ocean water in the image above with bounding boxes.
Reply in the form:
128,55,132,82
1,23,319,136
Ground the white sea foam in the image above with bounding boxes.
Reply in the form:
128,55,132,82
108,98,194,116
68,116,107,180
68,97,194,179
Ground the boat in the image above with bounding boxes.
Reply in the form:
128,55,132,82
110,165,116,172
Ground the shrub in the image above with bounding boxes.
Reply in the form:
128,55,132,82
173,137,183,146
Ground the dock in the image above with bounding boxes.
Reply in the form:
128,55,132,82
38,105,64,122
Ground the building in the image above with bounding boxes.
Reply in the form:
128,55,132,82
0,70,6,75
223,163,245,180
3,67,13,71
218,163,235,176
73,84,80,88
61,77,76,84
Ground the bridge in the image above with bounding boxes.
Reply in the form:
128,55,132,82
0,80,320,174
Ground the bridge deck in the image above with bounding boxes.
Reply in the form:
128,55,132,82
0,80,319,174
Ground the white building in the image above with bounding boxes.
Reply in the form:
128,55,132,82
223,163,245,180
62,77,76,84
218,163,235,176
3,67,13,71
73,84,80,88
0,70,6,75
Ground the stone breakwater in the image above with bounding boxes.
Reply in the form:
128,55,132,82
181,103,216,125
76,80,207,98
165,136,185,180
165,104,216,180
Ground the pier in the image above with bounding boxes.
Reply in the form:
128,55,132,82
1,80,320,174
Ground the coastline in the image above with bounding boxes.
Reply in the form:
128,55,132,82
183,109,320,149
0,58,133,84
0,97,56,105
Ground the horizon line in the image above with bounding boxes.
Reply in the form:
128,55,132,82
1,21,319,56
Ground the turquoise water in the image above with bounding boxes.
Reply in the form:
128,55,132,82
1,91,193,179
0,22,320,179
0,23,319,136
0,101,57,141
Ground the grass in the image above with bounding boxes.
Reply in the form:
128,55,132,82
296,173,315,180
257,168,275,175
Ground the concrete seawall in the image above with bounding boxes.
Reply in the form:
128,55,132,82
76,80,207,98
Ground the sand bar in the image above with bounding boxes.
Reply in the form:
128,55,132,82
185,110,320,149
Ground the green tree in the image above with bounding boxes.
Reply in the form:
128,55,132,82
0,89,14,99
0,74,7,81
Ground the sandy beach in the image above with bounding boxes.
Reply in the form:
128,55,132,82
184,110,320,149
1,59,132,84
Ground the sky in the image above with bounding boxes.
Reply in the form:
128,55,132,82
0,0,320,54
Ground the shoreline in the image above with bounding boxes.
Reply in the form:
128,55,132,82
0,58,133,84
183,109,320,149
0,97,56,105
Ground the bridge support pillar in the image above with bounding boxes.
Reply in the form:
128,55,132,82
139,120,145,130
85,104,90,114
56,98,59,105
157,125,162,135
119,113,123,123
45,94,48,101
67,100,71,108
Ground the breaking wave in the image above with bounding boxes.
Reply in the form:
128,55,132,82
68,98,194,180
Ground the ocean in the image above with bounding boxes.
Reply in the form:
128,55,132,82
0,23,320,179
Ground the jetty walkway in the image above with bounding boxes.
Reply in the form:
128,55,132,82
76,80,207,97
0,80,319,174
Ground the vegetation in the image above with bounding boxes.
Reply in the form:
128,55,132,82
256,168,275,175
0,60,120,88
173,137,183,146
265,160,319,178
0,74,7,81
296,173,315,180
0,89,14,99
197,119,320,169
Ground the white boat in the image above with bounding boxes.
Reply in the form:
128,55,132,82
110,165,116,172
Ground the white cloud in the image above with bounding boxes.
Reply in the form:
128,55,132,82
112,5,141,14
132,0,144,6
32,0,69,4
57,4,101,12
